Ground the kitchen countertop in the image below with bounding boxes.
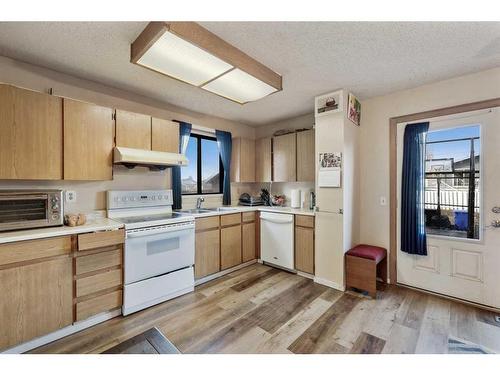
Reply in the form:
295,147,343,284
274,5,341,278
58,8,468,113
0,218,124,245
176,205,316,218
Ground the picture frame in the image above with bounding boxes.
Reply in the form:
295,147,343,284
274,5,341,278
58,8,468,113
347,93,361,126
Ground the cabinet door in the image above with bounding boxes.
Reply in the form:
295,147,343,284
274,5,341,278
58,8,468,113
195,229,220,278
242,222,256,262
295,226,314,274
63,99,114,180
151,118,179,153
231,138,255,183
296,129,315,182
115,110,151,150
0,84,63,180
221,225,242,270
240,138,255,182
273,133,296,182
0,257,73,350
255,137,272,182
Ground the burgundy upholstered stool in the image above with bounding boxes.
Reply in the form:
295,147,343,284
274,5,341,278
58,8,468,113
345,244,387,298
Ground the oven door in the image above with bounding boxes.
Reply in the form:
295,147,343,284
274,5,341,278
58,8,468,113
124,222,195,285
0,194,51,231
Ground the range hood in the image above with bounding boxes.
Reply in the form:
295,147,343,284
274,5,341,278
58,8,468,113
113,147,188,170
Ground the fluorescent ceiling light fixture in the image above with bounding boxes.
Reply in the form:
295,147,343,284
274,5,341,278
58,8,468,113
137,32,232,86
202,68,277,104
131,22,282,104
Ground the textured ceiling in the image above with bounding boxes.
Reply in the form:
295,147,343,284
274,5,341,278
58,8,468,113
0,22,499,126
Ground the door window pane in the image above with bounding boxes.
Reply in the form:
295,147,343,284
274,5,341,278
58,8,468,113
424,125,480,239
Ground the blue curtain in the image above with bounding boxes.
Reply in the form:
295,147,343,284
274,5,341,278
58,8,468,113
401,122,429,256
215,130,232,206
172,122,192,210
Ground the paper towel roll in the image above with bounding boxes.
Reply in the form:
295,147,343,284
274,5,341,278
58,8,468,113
291,189,301,208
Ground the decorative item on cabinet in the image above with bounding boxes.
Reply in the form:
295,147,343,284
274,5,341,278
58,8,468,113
315,90,343,117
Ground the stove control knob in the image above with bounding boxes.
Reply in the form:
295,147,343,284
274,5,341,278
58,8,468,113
158,195,162,200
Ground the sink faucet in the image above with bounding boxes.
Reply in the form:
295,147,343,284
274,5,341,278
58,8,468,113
196,197,205,209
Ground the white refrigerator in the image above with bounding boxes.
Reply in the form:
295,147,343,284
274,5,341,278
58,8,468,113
314,90,360,290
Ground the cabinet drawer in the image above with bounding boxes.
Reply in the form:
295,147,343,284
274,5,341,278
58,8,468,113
295,215,314,228
220,213,241,227
77,229,125,251
242,211,256,223
76,289,122,322
0,236,71,267
76,268,122,298
196,216,219,231
75,249,122,275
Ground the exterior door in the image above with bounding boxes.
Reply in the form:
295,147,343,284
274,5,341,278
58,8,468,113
397,109,500,309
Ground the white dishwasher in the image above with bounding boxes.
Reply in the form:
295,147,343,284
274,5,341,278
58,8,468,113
260,211,294,270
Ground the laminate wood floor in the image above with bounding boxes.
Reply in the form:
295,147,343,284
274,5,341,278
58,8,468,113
31,264,500,354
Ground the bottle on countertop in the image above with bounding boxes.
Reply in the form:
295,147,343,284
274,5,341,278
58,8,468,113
309,191,316,210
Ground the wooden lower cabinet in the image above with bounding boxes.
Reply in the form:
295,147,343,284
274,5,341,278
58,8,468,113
242,222,256,262
221,225,242,270
195,229,220,279
0,256,73,350
74,230,124,322
295,216,315,274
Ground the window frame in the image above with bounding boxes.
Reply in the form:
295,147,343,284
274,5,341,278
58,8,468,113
181,133,224,196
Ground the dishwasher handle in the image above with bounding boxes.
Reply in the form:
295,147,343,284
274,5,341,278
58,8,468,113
260,216,293,224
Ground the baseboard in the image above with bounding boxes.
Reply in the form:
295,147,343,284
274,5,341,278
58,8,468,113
314,276,345,291
195,259,257,286
2,309,122,354
296,270,314,280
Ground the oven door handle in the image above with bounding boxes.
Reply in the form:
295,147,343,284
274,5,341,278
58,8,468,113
126,226,194,239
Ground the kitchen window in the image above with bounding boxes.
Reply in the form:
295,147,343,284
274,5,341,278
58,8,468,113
181,134,223,195
424,125,480,239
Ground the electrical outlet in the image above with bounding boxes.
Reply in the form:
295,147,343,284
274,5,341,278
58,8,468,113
380,196,387,206
65,190,77,203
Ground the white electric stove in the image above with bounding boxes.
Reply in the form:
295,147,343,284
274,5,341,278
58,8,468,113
107,190,195,316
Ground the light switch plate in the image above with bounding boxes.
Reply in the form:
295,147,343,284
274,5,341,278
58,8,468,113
65,190,77,203
379,196,387,206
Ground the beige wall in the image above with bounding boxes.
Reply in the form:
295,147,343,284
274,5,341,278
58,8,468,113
255,113,314,139
0,56,256,212
359,66,500,251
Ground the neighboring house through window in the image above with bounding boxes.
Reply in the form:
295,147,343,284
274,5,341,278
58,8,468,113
424,125,480,239
181,133,223,195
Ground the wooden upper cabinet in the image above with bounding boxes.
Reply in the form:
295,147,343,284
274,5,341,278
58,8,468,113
151,118,179,153
273,132,296,182
115,110,151,150
231,137,255,183
0,84,63,180
63,99,114,180
296,129,315,182
255,137,272,182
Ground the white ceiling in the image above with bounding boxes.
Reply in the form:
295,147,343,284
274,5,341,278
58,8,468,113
0,22,499,126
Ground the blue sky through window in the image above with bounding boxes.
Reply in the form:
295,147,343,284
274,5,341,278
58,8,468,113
426,124,480,163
